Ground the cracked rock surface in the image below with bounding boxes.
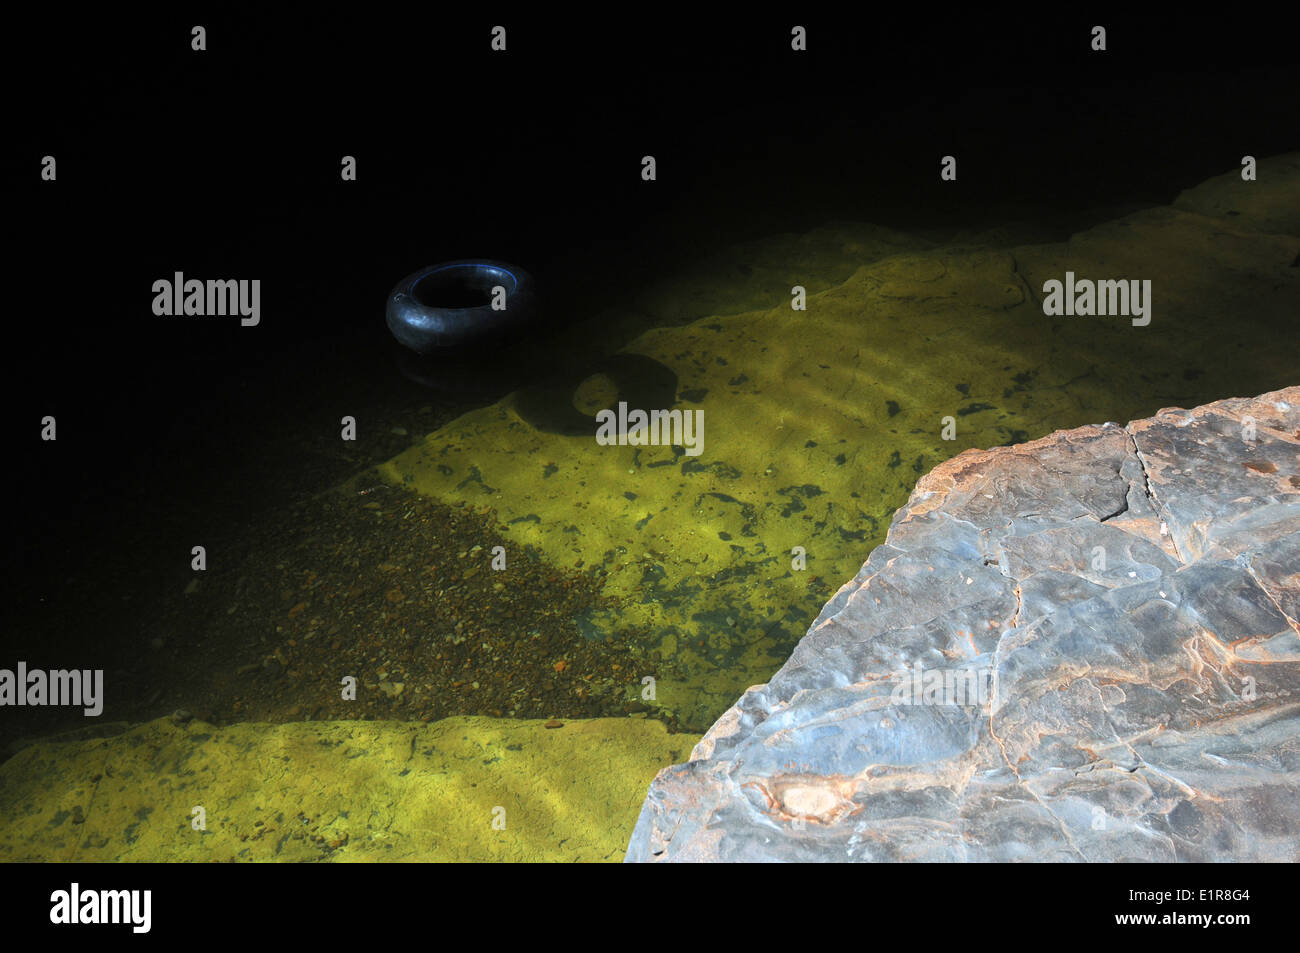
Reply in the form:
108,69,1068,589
626,386,1300,861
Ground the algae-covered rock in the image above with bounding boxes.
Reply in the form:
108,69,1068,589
379,155,1300,732
0,715,688,862
1173,152,1300,237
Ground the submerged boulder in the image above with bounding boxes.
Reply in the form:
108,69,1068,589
626,386,1300,862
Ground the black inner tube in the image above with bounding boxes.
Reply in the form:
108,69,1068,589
387,260,535,354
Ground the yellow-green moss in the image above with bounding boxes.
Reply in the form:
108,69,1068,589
0,716,687,862
379,183,1299,729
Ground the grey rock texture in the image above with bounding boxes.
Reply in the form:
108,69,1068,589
627,386,1300,861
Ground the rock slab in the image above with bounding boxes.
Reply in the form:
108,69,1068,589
626,386,1300,861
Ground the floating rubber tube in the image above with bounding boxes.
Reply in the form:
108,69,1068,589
385,260,537,353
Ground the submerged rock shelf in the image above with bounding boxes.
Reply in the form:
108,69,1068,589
627,386,1300,862
382,154,1300,734
0,715,687,862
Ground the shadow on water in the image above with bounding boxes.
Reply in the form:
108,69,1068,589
513,354,679,437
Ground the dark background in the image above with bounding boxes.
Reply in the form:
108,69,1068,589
2,10,1297,722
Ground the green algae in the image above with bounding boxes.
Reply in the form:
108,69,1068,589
380,156,1300,732
0,716,684,862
